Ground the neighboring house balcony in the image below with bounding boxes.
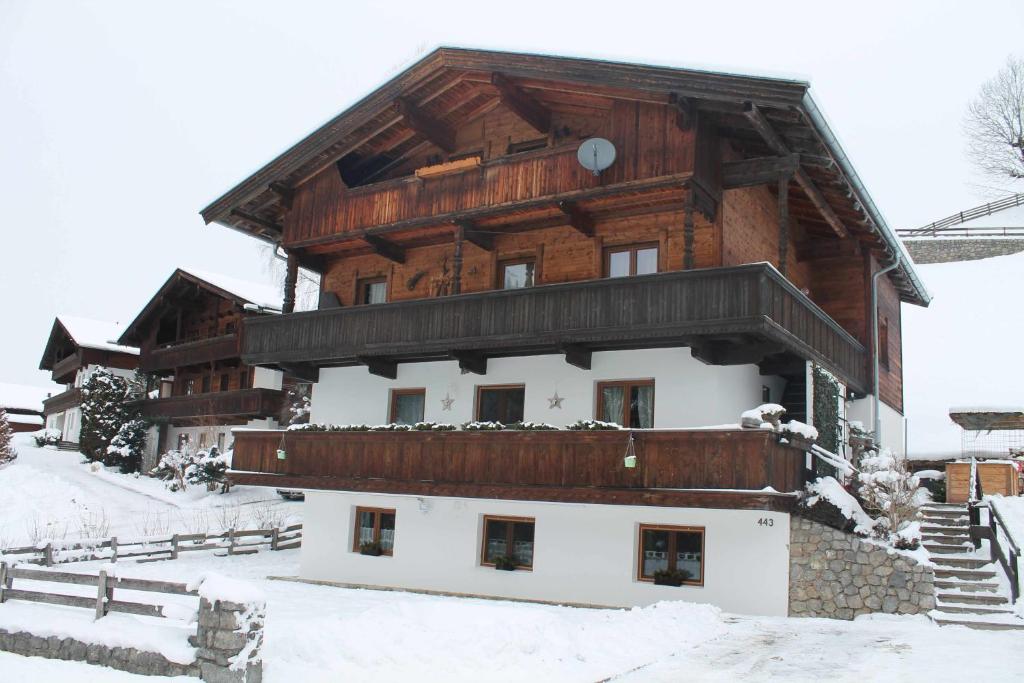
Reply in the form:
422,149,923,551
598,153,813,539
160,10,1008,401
42,387,82,415
140,334,242,372
50,353,82,385
134,388,284,423
242,263,869,392
229,428,806,512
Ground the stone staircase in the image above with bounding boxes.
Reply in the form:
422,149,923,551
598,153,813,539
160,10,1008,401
922,503,1024,631
56,441,79,452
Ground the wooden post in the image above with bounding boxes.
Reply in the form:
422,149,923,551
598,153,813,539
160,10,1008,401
452,225,464,295
44,542,54,567
778,175,789,277
171,534,180,560
95,570,108,620
270,527,280,551
683,194,695,270
110,536,118,563
283,251,299,314
0,562,8,603
228,528,236,555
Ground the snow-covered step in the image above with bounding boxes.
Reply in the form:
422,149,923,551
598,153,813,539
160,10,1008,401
931,557,992,569
920,525,969,536
933,579,1000,592
931,614,1024,631
936,592,1009,606
921,535,971,546
933,567,997,581
934,603,1016,616
924,543,975,555
921,503,967,509
921,513,968,524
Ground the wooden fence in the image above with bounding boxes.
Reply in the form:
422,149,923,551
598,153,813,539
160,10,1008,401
0,524,302,567
0,563,197,621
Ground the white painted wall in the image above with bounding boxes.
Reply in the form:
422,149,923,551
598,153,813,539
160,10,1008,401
301,490,792,616
311,348,786,429
165,417,279,455
74,364,135,388
847,397,906,457
252,367,283,391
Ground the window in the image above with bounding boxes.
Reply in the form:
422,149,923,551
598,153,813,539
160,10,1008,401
216,433,225,452
390,388,426,425
220,374,230,392
357,276,387,305
184,378,196,396
638,524,704,585
762,385,771,403
353,507,396,555
201,375,211,394
481,516,535,568
225,322,236,335
238,370,249,390
604,244,659,278
879,318,890,371
498,258,536,289
597,380,654,428
177,433,190,450
476,385,525,424
199,432,209,449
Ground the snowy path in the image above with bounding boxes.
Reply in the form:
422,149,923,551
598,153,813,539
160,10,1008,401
0,435,295,548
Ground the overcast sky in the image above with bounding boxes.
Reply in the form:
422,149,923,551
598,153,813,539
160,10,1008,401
3,1,1022,420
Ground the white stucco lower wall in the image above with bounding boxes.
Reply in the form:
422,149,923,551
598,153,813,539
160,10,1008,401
300,490,791,616
847,398,906,457
165,417,279,454
252,367,284,390
310,348,786,428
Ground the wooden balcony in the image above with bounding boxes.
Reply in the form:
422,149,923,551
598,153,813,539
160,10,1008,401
135,388,284,423
51,353,82,385
140,334,241,372
42,388,81,415
243,263,869,391
229,428,805,511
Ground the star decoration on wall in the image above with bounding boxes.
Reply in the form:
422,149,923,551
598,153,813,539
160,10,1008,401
441,393,455,411
547,391,564,409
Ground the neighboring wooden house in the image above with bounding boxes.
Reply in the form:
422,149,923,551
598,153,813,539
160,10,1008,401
116,268,290,469
38,316,139,445
201,48,930,615
0,382,57,434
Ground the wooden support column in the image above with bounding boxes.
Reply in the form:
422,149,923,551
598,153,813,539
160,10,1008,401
683,192,696,270
452,224,464,295
283,251,299,314
778,175,790,277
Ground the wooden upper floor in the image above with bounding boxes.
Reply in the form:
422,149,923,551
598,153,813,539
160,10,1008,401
201,48,928,410
38,316,138,386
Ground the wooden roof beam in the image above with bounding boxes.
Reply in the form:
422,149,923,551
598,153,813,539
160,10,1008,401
268,182,295,211
557,201,595,237
722,154,800,189
491,73,550,134
230,209,283,239
457,222,494,251
358,356,397,380
393,96,456,153
671,94,697,132
743,102,848,239
363,234,406,263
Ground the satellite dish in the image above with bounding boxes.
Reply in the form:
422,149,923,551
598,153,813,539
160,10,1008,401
577,138,616,176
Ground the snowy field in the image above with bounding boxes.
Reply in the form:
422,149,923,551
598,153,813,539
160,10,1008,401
0,433,1021,681
0,435,300,549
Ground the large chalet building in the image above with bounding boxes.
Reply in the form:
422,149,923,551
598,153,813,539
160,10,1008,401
116,268,292,469
38,316,139,446
201,49,929,615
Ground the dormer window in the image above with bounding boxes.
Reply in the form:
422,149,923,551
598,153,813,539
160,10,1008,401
507,138,548,155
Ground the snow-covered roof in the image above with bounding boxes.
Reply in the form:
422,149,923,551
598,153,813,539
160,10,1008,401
178,267,282,310
56,315,139,355
0,382,56,414
7,414,43,426
949,406,1024,414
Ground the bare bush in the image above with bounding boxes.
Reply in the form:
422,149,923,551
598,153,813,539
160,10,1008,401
133,508,172,538
215,503,244,532
76,506,111,539
248,501,289,530
179,509,211,539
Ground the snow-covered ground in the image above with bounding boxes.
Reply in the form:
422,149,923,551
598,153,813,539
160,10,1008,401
1,549,1022,682
0,434,299,548
903,250,1024,459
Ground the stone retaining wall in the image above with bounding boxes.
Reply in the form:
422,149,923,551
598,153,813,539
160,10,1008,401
789,517,935,619
903,238,1024,264
0,629,197,677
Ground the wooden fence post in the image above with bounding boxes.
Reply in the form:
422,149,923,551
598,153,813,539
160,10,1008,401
95,571,108,620
171,534,179,560
43,542,54,567
228,528,236,555
271,527,279,551
0,562,8,603
110,536,118,563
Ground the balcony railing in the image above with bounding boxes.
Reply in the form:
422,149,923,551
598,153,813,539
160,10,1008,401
50,353,82,384
243,263,868,391
135,388,284,422
42,388,82,414
140,334,241,372
229,428,805,511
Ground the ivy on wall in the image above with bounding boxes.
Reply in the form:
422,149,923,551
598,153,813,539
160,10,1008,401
812,364,842,459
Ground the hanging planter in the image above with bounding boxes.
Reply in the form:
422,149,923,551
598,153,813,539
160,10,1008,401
277,432,287,461
623,432,638,469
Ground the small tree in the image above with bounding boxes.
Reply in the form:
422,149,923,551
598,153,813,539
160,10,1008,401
965,55,1024,184
106,418,149,474
0,410,17,466
79,369,141,463
857,449,924,545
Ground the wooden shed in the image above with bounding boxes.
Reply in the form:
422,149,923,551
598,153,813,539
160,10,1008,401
945,461,1020,503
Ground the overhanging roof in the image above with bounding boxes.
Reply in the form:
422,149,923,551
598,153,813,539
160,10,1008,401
200,46,929,306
